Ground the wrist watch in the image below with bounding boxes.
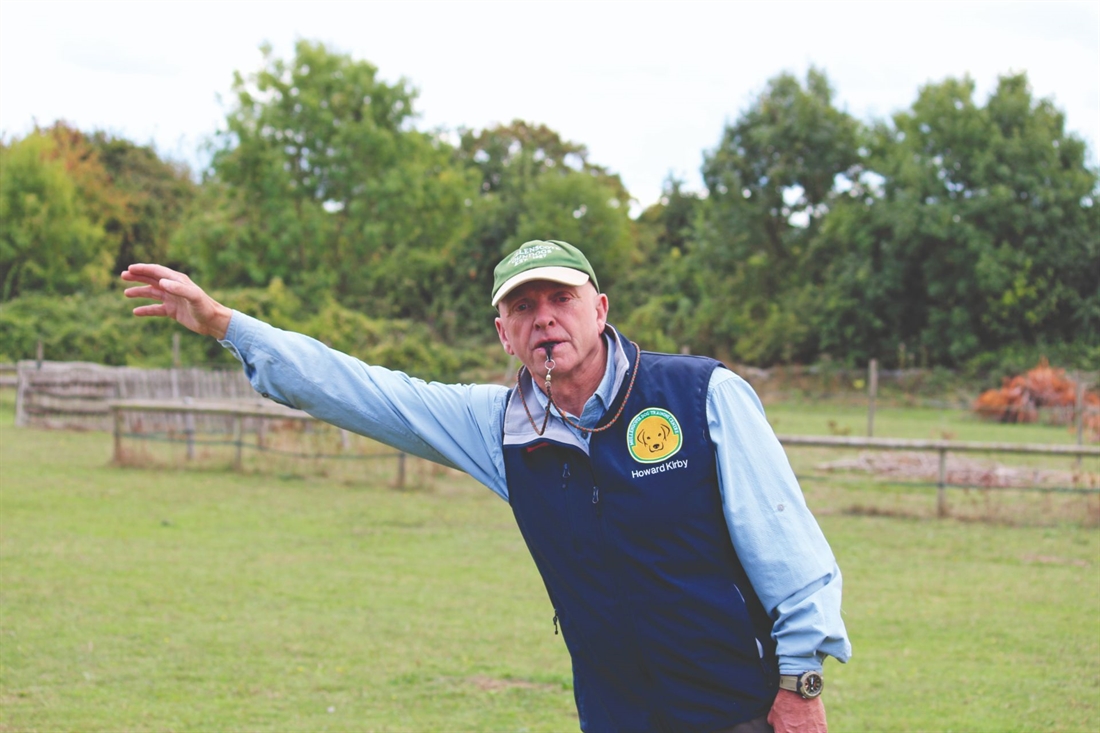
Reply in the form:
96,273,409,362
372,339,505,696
778,671,824,699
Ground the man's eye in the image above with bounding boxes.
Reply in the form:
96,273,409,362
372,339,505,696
513,303,530,313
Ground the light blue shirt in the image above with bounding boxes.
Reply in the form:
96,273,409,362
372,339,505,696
221,312,851,674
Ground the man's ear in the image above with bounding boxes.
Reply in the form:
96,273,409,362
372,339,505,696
595,291,609,334
495,317,515,356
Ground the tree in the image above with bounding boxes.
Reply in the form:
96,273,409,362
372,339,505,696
1,124,198,302
702,68,860,264
0,124,118,299
687,69,861,362
613,176,702,352
510,171,633,286
175,41,479,325
89,133,196,272
812,73,1099,367
439,121,633,336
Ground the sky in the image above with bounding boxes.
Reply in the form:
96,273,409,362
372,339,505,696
1,0,1098,212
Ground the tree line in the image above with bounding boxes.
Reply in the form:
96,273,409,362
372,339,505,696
2,41,1096,377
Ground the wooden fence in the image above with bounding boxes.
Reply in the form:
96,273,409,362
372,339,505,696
15,361,254,432
777,434,1100,516
108,399,408,487
104,398,1099,507
0,363,16,389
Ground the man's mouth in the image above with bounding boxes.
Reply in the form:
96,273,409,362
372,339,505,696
536,340,562,357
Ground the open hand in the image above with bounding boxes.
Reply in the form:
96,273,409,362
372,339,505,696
121,264,232,340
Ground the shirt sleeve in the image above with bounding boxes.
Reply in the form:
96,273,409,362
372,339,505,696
707,369,852,674
220,311,512,501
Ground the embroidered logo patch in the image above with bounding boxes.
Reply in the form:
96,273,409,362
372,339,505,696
626,407,683,463
508,243,560,266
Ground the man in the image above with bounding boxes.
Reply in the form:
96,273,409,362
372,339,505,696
122,239,850,733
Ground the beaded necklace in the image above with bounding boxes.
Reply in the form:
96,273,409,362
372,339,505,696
516,342,641,436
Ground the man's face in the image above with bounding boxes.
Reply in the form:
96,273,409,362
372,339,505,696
495,280,609,382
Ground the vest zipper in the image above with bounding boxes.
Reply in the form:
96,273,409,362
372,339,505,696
552,610,559,635
592,484,601,516
561,463,570,489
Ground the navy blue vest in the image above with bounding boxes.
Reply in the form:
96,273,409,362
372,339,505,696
503,334,778,733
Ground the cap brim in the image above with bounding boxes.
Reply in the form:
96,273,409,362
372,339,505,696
492,267,592,307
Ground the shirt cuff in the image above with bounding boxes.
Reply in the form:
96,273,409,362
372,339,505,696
218,310,245,360
778,654,824,675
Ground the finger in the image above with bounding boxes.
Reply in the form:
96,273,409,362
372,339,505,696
125,263,188,283
121,269,177,288
124,285,166,300
159,278,202,300
120,271,159,287
133,304,169,317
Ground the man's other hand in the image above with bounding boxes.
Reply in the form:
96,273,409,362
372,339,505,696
121,264,232,340
767,689,827,733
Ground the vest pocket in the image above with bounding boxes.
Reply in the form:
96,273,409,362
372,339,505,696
638,578,762,681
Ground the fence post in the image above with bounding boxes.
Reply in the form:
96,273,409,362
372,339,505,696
1075,376,1086,473
396,452,406,489
867,358,878,437
937,448,948,518
35,340,43,370
113,406,123,464
183,396,195,461
233,414,243,471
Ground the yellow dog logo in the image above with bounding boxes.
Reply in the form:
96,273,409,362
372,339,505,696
626,408,682,463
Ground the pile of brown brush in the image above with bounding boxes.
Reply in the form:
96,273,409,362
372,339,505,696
973,360,1098,438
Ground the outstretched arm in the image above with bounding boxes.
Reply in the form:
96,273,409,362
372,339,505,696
121,264,232,339
121,265,512,497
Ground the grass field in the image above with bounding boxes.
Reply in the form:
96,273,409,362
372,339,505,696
2,390,1098,732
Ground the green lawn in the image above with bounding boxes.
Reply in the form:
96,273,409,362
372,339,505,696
763,400,1088,444
2,392,1098,732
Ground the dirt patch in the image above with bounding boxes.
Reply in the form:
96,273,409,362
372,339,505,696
818,451,1090,489
468,675,560,693
1020,554,1091,568
842,504,923,520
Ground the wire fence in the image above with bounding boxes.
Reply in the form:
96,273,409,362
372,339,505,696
109,399,427,489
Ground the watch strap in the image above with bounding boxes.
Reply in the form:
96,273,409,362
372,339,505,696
778,671,824,699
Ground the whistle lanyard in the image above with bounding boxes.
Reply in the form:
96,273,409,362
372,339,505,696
516,342,641,437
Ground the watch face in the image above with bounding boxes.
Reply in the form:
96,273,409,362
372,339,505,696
800,672,824,698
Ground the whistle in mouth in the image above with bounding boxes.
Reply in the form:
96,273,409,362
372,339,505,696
543,343,556,376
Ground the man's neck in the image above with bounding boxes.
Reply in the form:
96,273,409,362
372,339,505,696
534,336,609,418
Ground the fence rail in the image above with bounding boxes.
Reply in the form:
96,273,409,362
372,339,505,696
108,399,408,487
0,363,16,389
108,398,1098,509
777,434,1100,456
777,434,1100,516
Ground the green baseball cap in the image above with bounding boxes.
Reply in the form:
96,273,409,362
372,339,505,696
491,240,600,307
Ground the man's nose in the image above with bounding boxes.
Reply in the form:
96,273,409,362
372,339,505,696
533,300,556,328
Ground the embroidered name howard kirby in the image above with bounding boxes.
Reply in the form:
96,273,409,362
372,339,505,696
631,459,689,479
